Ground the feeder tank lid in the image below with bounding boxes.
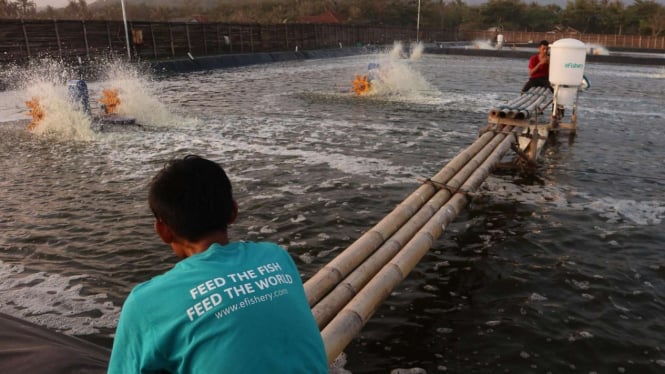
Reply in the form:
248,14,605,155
551,38,586,49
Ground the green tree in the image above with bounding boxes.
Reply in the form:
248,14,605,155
625,0,664,35
24,0,665,36
149,6,174,21
523,3,562,31
645,4,665,36
42,5,56,19
458,7,483,31
0,0,19,18
597,0,625,34
479,0,527,30
15,0,35,16
63,0,80,19
563,0,602,33
444,0,472,31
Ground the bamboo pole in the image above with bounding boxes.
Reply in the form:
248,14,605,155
499,87,546,118
512,88,549,119
491,87,548,120
311,126,514,329
320,128,518,363
516,92,550,119
304,130,498,306
492,93,531,118
491,86,541,113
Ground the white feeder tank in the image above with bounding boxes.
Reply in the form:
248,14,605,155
549,38,587,106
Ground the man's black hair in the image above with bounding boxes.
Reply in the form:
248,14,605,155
539,40,549,47
148,155,234,242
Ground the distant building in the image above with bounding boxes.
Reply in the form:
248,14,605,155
299,10,343,24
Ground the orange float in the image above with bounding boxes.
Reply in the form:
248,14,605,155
25,97,44,130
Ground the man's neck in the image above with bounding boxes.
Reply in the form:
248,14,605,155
175,231,230,258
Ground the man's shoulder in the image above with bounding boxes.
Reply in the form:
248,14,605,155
127,275,166,299
127,264,186,299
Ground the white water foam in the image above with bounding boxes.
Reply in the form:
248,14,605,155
469,39,495,50
572,195,665,225
207,131,417,184
409,41,425,60
369,61,435,98
388,41,409,60
586,43,609,56
585,63,665,80
0,260,120,335
481,176,665,226
0,89,33,122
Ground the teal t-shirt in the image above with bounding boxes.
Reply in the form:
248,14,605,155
108,241,327,373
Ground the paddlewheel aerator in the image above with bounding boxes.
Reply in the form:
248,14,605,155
352,74,372,96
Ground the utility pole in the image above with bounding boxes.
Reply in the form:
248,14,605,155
416,0,421,42
121,0,131,61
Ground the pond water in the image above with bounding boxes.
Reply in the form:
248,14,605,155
0,46,664,373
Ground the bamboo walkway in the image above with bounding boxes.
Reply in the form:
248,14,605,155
488,86,551,122
487,86,555,167
304,87,556,362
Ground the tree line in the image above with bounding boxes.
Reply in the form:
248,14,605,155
2,0,664,36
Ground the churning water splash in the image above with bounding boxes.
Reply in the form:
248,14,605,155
385,40,424,61
353,41,438,100
409,41,425,60
25,81,95,140
2,58,96,140
470,39,496,50
388,41,409,60
94,61,180,127
1,57,186,141
586,43,610,56
368,61,434,98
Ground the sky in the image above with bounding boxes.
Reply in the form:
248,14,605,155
36,0,77,8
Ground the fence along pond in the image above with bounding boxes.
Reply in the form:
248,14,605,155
3,19,663,65
0,19,457,63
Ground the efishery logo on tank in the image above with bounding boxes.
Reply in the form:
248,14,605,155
564,62,584,69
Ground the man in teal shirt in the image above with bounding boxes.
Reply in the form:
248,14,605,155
108,155,327,373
